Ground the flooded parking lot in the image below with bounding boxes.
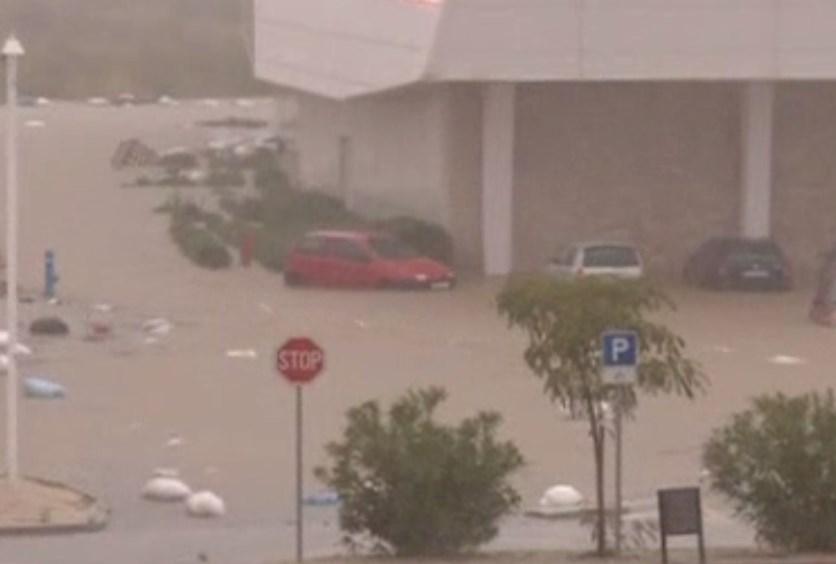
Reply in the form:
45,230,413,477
0,103,832,563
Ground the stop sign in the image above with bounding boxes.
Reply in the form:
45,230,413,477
277,337,324,384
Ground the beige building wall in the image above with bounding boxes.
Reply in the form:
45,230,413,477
295,86,451,227
512,82,741,276
773,83,836,281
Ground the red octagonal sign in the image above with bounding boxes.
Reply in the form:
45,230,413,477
277,337,325,384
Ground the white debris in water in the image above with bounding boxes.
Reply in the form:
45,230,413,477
142,477,191,502
353,319,369,329
24,120,46,128
165,435,184,448
539,484,584,508
142,318,173,336
226,349,257,359
711,345,734,354
186,491,226,518
258,303,274,315
153,467,180,478
11,343,32,356
23,377,66,399
93,303,113,313
768,355,806,366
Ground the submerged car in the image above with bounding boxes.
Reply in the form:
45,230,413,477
546,242,644,280
810,250,836,327
283,230,455,290
683,237,791,291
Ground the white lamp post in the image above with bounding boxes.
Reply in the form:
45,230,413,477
3,34,24,483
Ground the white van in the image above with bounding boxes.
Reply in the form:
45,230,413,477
546,242,644,280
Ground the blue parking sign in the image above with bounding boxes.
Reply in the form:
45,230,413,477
602,331,638,385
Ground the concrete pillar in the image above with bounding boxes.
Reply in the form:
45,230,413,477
481,83,516,275
740,82,775,239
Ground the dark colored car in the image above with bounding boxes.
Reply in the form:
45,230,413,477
810,249,836,326
283,230,455,290
683,237,792,290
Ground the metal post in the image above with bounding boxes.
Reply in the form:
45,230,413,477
4,45,20,483
614,389,623,553
296,385,304,563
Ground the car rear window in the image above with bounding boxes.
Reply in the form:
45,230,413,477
582,246,640,268
728,240,784,264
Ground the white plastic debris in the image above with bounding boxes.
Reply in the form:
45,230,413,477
11,343,32,356
142,318,173,336
165,435,184,448
23,377,66,399
24,120,46,128
142,477,192,502
226,349,257,359
769,355,806,366
186,491,226,518
539,484,584,508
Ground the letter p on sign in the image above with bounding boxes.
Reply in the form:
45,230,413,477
602,331,638,385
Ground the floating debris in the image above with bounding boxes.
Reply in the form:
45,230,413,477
142,477,191,502
768,355,806,366
186,491,226,518
226,349,257,359
539,484,584,508
23,377,66,399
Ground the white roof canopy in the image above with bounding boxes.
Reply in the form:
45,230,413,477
255,0,836,99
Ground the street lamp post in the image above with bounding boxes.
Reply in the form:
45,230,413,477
3,34,24,483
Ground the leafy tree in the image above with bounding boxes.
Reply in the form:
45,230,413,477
497,276,705,556
315,387,524,556
704,390,836,551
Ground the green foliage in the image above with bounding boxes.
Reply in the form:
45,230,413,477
375,216,454,264
704,390,836,552
497,276,705,555
168,202,232,269
316,388,524,557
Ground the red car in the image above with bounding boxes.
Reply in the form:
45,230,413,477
283,230,456,290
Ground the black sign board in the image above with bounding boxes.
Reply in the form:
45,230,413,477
658,487,706,563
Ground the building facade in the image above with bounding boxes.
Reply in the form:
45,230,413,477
255,0,836,278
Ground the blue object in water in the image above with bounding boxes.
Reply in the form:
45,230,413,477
302,490,340,506
24,377,66,399
44,249,59,299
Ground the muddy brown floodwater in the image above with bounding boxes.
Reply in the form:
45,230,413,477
0,102,830,563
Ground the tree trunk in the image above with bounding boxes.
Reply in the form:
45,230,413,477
594,424,607,556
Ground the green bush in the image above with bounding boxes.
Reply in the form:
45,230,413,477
315,387,524,557
169,206,232,270
704,390,836,551
375,216,454,264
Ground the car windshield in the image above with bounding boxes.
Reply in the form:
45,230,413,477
369,237,419,260
582,246,640,268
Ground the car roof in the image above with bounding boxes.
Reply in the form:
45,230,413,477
306,229,378,241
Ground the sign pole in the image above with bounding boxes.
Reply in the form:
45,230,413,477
276,336,324,564
614,388,623,553
296,384,304,563
602,330,638,555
